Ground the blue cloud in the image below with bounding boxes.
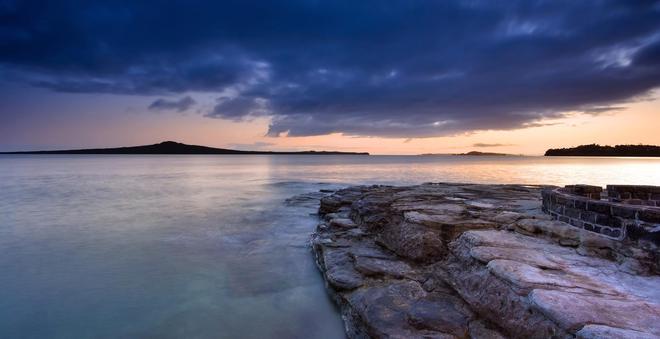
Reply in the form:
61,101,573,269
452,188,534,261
148,96,196,112
1,0,659,137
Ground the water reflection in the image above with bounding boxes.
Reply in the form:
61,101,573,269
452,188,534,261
261,155,660,186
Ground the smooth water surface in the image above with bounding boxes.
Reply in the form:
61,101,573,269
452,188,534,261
1,155,659,338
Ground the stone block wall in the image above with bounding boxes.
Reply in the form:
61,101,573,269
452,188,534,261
563,184,602,199
542,186,660,244
607,185,660,206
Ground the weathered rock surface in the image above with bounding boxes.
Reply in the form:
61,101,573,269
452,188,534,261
311,183,660,338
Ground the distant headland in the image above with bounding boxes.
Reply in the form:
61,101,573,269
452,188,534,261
0,141,370,155
545,144,660,157
420,151,512,156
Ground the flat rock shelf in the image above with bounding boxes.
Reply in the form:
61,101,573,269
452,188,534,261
311,183,660,339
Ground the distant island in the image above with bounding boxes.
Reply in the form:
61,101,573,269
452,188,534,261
420,151,511,156
545,144,660,157
0,141,370,155
456,151,509,156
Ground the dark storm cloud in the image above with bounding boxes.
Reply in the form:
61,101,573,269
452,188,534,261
634,39,660,66
206,96,270,121
148,96,196,112
1,0,660,137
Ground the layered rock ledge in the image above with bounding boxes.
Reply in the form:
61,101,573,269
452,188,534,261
311,183,660,338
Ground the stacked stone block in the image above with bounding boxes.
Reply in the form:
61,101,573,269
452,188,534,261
607,185,660,206
542,185,660,245
563,184,602,199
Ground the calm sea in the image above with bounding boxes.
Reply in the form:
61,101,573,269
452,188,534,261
1,155,659,338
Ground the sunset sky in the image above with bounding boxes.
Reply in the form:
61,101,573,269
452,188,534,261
1,1,659,155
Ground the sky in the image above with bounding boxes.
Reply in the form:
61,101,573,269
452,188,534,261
1,0,659,155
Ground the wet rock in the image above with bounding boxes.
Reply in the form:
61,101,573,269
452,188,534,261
376,221,446,262
407,294,473,336
346,281,472,338
323,212,347,221
468,320,507,339
353,256,412,278
326,266,363,290
329,217,358,229
322,249,363,290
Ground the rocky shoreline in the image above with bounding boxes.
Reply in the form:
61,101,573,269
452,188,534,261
311,183,660,338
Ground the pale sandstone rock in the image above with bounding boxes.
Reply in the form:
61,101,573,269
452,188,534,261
448,229,660,335
395,203,466,214
515,218,580,246
487,259,612,294
466,200,497,209
577,324,659,339
312,183,660,338
530,289,660,335
491,211,524,224
468,246,563,269
404,211,460,227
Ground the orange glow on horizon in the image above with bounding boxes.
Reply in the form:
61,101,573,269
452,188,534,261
3,92,658,155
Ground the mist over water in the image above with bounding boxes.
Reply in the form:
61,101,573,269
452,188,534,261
1,155,659,338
